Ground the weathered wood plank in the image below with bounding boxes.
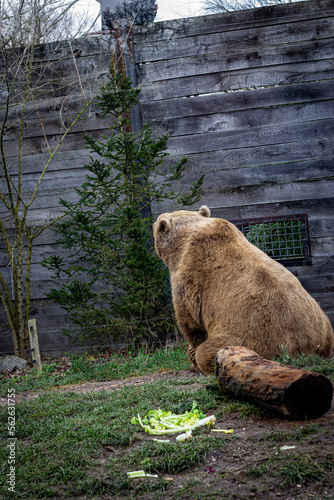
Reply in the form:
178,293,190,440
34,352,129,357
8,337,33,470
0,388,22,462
0,272,66,298
0,72,97,103
133,0,334,41
139,59,334,102
1,150,93,175
155,179,334,212
8,177,333,214
5,140,332,198
137,39,334,85
141,80,334,122
205,197,334,224
5,99,334,157
3,147,332,216
2,127,108,157
165,118,334,156
161,137,334,173
15,36,115,64
297,273,334,294
0,167,87,202
0,94,98,123
310,292,334,311
0,244,73,267
134,16,334,63
308,217,334,238
289,256,334,277
202,180,334,208
0,189,79,213
181,159,334,193
3,112,115,142
309,236,334,258
150,99,334,137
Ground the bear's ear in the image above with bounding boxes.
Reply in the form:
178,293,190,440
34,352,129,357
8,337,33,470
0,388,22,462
198,205,211,218
157,218,171,233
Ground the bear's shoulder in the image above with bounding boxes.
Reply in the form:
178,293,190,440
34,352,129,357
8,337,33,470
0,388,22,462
187,217,242,245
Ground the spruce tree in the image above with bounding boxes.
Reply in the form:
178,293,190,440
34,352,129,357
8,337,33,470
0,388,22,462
43,60,204,348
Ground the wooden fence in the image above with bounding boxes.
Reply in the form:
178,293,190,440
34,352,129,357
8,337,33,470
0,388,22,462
133,0,334,325
0,0,333,354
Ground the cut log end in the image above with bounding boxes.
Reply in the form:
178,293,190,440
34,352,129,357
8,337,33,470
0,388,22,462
215,346,333,420
284,373,333,420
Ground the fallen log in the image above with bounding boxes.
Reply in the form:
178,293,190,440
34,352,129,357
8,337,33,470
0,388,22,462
215,346,333,420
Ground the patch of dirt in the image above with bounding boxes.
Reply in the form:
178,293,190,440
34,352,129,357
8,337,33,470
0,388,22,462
55,369,201,395
0,370,202,405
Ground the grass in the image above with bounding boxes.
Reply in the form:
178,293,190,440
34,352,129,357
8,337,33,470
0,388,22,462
0,346,333,499
275,351,334,377
0,378,224,499
0,342,190,395
280,453,331,486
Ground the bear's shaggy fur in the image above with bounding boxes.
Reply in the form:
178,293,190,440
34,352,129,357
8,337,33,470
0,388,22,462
153,206,334,375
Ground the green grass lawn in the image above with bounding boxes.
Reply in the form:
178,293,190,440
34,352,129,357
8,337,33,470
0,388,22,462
0,346,333,499
0,343,190,394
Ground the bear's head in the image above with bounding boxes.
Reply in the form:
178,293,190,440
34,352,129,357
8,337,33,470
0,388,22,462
153,206,211,267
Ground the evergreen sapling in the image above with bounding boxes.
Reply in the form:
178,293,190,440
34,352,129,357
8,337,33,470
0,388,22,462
42,61,204,347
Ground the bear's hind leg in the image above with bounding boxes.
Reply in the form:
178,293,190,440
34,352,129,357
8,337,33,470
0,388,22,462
195,334,241,375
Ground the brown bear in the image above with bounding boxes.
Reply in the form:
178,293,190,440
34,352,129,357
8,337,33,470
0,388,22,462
153,206,334,375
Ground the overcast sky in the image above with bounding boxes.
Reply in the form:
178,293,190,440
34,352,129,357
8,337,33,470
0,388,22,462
78,0,206,28
155,0,205,20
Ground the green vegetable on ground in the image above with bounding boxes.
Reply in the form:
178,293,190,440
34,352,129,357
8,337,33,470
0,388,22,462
127,470,159,479
131,401,216,435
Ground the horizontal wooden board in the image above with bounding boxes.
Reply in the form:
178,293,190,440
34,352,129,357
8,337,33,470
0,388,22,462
308,217,334,238
0,94,99,124
2,149,93,176
162,137,334,173
201,179,334,208
0,69,109,106
166,117,334,156
310,291,334,309
150,99,334,137
134,16,334,64
182,158,334,191
0,275,65,300
139,59,334,102
2,126,110,157
0,243,74,268
137,38,334,85
155,178,334,212
3,114,115,143
309,236,334,257
3,174,332,216
133,0,334,41
0,35,116,67
3,139,332,202
297,273,334,294
141,80,334,122
3,110,116,147
204,197,334,223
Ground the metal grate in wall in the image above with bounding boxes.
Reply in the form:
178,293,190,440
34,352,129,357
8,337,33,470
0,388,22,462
232,214,312,266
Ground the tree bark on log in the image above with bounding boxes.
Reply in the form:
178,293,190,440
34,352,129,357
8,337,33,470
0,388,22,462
215,346,333,420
